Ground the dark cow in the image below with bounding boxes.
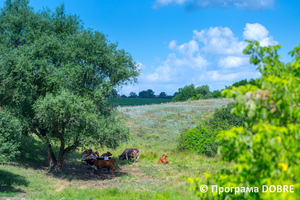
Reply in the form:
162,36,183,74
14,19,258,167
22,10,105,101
118,148,139,163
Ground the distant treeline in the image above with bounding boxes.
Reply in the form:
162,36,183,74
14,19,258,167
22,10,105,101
114,89,174,99
109,98,172,106
172,78,258,102
111,78,258,104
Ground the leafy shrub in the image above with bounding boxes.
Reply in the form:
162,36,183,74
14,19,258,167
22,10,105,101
178,102,246,157
0,109,22,164
225,78,259,89
178,124,218,157
172,84,198,102
189,41,300,199
210,102,247,128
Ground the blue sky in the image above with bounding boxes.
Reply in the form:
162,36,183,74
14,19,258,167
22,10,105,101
1,0,299,96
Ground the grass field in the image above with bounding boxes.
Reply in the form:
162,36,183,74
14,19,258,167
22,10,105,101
0,98,233,200
109,98,173,106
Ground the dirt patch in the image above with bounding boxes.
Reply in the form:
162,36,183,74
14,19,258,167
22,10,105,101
0,193,26,200
49,162,128,182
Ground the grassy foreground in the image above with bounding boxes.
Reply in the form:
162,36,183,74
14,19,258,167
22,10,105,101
0,99,232,200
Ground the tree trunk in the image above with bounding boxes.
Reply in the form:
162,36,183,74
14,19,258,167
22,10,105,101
46,143,58,169
33,128,80,172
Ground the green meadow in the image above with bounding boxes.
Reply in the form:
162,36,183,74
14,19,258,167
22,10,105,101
1,99,233,200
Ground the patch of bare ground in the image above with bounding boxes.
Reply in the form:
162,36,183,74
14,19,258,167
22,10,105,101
48,162,128,182
0,195,26,200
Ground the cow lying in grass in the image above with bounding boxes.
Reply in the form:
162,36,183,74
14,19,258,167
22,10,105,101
157,154,169,164
81,150,112,172
101,151,112,157
81,149,99,160
90,159,116,175
119,148,139,163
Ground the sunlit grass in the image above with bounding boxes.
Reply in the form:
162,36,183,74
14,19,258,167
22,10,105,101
1,99,232,199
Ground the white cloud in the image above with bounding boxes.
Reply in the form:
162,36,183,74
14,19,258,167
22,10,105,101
199,70,261,82
169,40,199,56
168,40,177,50
152,0,275,10
152,0,191,9
143,52,208,83
178,40,199,56
193,24,277,55
218,56,249,68
193,27,246,55
135,61,146,76
200,71,240,81
243,23,277,46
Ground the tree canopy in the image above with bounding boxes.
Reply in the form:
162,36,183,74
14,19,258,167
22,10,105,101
138,89,155,98
128,92,138,98
0,0,139,171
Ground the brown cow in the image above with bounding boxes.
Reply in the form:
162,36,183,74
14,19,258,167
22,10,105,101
157,154,169,164
90,159,116,175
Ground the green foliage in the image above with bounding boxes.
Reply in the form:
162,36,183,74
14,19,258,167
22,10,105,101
173,84,205,102
212,90,222,98
211,102,247,128
33,90,129,149
173,80,258,102
225,78,258,89
178,124,219,157
128,92,138,98
158,92,167,98
139,89,156,98
0,0,139,169
0,109,21,164
178,102,246,157
189,41,300,199
196,85,212,99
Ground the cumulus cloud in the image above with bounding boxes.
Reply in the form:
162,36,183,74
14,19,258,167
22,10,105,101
144,52,209,83
178,40,199,56
218,56,249,68
193,23,276,55
243,23,277,46
152,0,275,10
193,27,246,55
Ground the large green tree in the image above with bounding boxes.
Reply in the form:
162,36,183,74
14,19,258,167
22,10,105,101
0,0,139,171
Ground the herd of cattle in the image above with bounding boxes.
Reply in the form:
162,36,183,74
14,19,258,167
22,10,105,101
81,148,169,176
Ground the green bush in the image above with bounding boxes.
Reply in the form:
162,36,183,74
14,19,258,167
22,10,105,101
178,124,218,157
189,41,300,199
0,109,21,164
178,102,246,157
210,102,247,128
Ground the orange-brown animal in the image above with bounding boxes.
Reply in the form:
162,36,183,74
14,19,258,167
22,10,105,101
157,154,169,164
90,159,116,175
